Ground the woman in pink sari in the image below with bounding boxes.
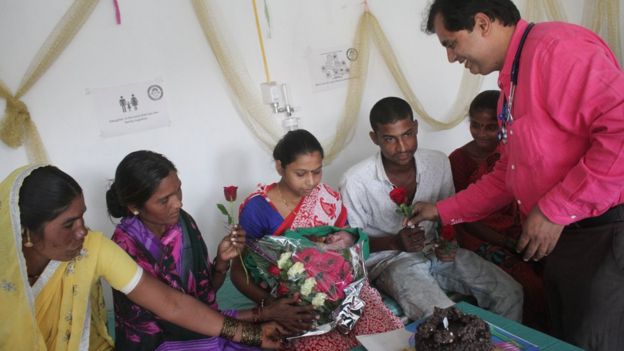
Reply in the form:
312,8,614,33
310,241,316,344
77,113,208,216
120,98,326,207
231,129,403,351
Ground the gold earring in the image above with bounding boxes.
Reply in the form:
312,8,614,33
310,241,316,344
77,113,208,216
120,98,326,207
132,210,139,216
23,230,34,248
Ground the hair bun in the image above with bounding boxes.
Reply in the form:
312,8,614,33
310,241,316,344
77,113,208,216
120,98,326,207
105,183,127,218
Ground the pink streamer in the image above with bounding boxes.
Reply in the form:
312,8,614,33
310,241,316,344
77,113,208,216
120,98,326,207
113,0,121,25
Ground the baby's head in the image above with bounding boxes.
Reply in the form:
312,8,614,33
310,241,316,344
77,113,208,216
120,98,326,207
324,231,356,250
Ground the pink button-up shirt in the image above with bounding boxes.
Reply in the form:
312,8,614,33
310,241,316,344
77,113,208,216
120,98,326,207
438,19,624,226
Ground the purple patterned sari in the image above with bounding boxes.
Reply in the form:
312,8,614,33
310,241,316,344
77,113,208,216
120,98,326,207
112,210,259,351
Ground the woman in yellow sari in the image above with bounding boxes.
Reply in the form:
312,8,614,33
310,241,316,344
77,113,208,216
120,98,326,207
0,165,282,350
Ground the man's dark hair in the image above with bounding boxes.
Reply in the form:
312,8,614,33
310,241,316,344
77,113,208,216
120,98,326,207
425,0,520,34
469,90,500,117
369,97,414,131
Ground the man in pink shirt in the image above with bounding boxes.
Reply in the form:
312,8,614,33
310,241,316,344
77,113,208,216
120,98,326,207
409,1,624,350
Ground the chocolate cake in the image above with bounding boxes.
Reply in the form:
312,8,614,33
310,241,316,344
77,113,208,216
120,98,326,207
415,306,492,351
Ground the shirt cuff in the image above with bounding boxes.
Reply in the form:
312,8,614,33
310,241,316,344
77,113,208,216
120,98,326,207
119,267,143,295
437,198,466,225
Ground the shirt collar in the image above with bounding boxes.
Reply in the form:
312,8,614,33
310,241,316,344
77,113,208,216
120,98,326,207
374,151,391,184
373,150,421,188
498,19,529,92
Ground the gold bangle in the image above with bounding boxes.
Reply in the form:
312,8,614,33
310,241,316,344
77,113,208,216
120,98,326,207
240,321,263,347
251,306,261,322
219,316,238,340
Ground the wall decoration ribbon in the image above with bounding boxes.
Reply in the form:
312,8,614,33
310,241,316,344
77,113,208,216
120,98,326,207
0,83,48,163
583,0,622,64
192,0,623,162
0,0,100,163
523,0,621,65
523,0,567,22
192,1,483,163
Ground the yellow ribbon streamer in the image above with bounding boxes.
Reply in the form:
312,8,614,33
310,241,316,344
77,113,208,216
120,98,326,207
0,0,99,163
0,98,30,148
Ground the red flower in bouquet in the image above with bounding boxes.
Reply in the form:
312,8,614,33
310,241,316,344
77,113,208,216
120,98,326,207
390,186,413,218
313,259,353,301
246,236,367,330
293,248,354,301
296,248,336,274
268,265,281,277
277,282,290,296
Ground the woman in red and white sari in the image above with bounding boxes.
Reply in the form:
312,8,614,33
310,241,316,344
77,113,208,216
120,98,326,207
232,129,403,351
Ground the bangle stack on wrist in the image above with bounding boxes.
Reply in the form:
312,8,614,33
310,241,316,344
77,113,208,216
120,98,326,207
240,321,263,347
251,298,266,322
219,316,262,347
219,316,238,340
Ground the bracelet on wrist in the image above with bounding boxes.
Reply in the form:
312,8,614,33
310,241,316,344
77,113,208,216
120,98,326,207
213,257,231,274
251,306,261,323
219,316,238,340
251,298,266,322
240,321,263,347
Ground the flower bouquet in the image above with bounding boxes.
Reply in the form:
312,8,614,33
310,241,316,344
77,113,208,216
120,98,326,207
244,226,369,337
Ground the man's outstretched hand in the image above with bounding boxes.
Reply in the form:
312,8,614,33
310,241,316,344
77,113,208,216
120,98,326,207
405,202,440,227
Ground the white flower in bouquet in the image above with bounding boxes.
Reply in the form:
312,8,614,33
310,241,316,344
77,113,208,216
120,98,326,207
311,292,327,308
277,252,293,269
300,277,317,296
287,261,305,279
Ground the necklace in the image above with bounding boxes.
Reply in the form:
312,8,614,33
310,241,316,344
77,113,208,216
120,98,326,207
276,183,296,209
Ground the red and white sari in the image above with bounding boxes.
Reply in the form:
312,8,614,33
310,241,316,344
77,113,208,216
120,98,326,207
276,183,348,235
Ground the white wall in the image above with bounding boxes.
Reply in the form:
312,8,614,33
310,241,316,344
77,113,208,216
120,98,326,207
0,0,620,256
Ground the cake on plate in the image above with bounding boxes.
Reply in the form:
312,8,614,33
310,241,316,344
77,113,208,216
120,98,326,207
415,306,492,351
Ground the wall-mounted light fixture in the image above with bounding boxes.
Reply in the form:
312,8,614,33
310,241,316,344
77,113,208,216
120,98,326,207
261,82,298,131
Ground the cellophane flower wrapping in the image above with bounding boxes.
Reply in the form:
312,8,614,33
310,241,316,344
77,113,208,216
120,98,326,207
244,226,369,337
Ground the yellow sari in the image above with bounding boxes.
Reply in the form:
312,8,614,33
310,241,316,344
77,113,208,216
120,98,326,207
0,165,139,350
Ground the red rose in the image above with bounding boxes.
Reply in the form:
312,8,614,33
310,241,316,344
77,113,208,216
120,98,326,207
294,248,317,265
389,187,407,205
440,225,455,241
268,265,281,277
277,282,290,296
223,186,238,202
293,250,352,301
300,250,343,276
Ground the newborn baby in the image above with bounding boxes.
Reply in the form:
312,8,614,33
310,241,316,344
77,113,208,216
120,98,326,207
310,230,356,251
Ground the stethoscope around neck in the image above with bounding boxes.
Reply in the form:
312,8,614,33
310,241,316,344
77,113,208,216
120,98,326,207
498,22,535,143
